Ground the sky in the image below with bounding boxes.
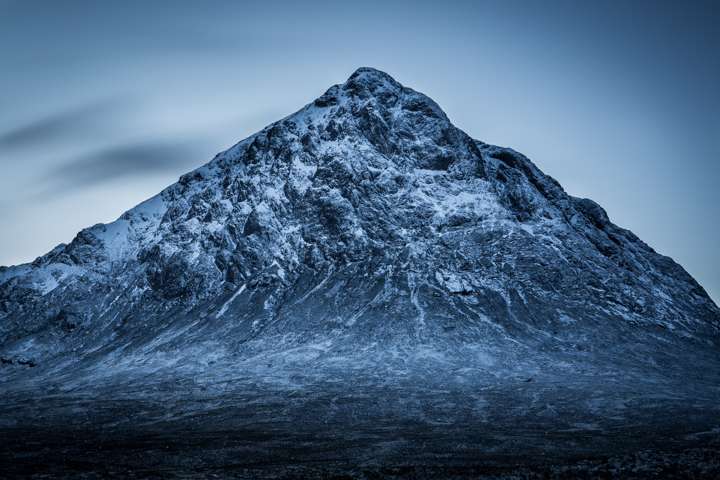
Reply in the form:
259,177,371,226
0,0,718,304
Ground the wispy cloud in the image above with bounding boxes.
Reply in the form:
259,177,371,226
0,100,129,152
48,142,205,188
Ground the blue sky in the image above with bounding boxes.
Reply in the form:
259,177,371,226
1,0,718,303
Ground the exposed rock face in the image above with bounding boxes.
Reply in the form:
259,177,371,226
1,70,719,472
1,67,717,372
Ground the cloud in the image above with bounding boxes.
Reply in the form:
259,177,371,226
49,142,205,187
0,100,129,151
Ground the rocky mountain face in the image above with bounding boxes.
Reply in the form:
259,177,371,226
1,66,717,371
1,68,719,473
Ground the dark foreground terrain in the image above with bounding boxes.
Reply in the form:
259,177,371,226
2,375,719,479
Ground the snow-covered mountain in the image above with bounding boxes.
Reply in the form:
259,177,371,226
1,68,719,471
2,66,717,369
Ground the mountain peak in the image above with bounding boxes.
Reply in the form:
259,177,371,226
297,68,462,172
310,67,445,120
348,66,394,78
343,67,402,93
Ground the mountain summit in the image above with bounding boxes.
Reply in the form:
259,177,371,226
1,68,719,472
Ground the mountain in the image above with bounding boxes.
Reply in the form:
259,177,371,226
1,67,719,475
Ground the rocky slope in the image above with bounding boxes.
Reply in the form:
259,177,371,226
1,68,719,473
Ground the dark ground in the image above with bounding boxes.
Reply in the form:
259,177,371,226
2,377,719,479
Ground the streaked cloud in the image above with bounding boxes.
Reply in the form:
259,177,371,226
48,142,205,188
0,100,131,152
